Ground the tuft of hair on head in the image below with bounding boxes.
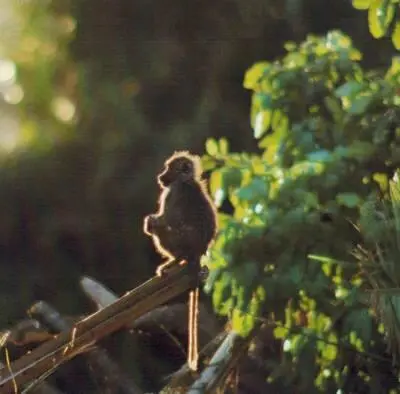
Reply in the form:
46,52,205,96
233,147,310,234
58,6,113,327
167,151,201,170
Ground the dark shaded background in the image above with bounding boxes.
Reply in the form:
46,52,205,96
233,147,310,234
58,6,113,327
0,0,395,391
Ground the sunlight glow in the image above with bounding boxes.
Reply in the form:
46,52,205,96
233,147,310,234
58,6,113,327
323,369,331,377
51,96,76,123
283,339,291,352
254,111,264,138
3,84,23,104
214,188,224,207
254,203,263,214
60,16,76,34
0,117,20,152
0,59,16,84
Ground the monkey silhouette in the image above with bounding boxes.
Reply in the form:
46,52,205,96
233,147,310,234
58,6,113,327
143,151,217,371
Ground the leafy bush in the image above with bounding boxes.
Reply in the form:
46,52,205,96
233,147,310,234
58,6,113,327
352,0,400,49
204,31,400,392
356,180,400,364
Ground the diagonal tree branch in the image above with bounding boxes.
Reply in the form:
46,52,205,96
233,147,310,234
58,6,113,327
0,263,195,393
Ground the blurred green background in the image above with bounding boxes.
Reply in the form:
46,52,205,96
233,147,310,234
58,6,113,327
0,0,399,392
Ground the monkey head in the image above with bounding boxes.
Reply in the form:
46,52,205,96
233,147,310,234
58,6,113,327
157,151,201,187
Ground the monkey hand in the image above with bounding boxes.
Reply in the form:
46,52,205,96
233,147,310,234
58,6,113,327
144,214,158,235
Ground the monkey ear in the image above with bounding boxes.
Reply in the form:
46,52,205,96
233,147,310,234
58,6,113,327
191,155,202,178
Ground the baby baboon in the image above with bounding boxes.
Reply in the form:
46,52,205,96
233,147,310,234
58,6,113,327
143,151,217,371
144,151,217,275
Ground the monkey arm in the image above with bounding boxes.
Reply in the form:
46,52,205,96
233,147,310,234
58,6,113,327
143,215,154,234
144,214,170,236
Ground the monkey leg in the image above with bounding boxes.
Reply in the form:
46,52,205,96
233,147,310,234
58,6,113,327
188,287,199,371
156,259,174,277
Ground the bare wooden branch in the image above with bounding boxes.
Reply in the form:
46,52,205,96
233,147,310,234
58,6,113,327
0,362,63,394
80,276,119,309
0,319,53,347
81,276,220,339
0,264,195,393
0,321,63,393
188,325,261,394
28,302,70,332
30,301,143,394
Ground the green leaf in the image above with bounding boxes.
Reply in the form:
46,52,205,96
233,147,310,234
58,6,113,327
347,140,375,160
325,30,354,51
386,56,400,79
379,1,395,33
308,255,338,264
324,96,343,123
392,22,400,50
347,94,373,114
219,138,229,155
223,168,243,190
321,342,338,361
373,172,389,192
201,155,217,171
206,138,219,156
368,0,386,38
204,267,222,293
335,81,364,98
236,284,252,312
212,271,232,314
290,161,325,177
235,178,269,202
232,307,255,336
260,94,273,110
273,326,287,339
209,169,224,206
271,110,289,132
243,62,270,90
259,111,288,163
253,110,272,139
307,150,333,163
336,192,362,208
352,0,372,9
284,41,297,52
390,179,400,235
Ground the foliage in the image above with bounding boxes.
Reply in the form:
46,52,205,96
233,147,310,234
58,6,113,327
204,31,400,393
352,0,400,49
353,177,400,363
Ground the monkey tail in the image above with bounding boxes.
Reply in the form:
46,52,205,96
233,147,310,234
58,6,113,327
188,287,199,371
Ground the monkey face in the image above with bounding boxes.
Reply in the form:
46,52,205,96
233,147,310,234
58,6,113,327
158,156,196,186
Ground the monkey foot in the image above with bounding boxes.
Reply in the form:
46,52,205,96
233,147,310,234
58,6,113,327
156,260,187,277
156,266,167,277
